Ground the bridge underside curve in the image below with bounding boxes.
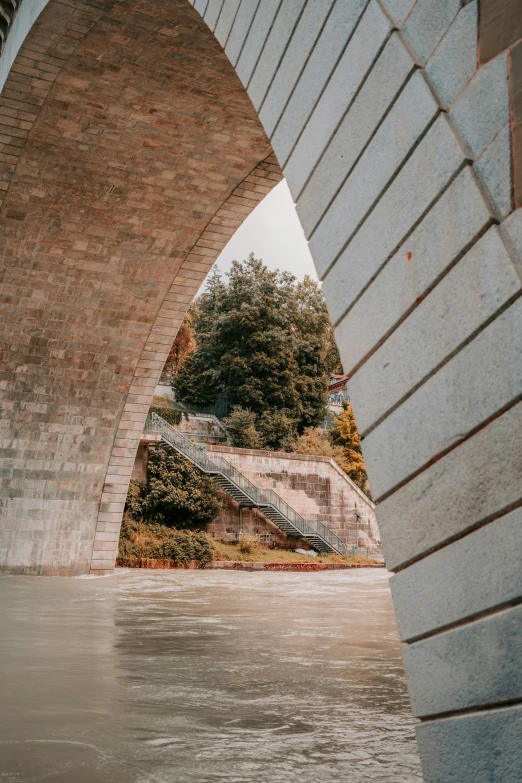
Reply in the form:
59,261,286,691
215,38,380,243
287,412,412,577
1,0,522,781
0,0,280,575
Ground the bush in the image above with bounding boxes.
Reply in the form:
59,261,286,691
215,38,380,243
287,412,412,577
130,444,222,528
118,515,214,566
238,534,259,554
149,399,182,426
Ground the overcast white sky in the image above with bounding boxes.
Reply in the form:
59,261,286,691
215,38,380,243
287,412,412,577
199,179,318,292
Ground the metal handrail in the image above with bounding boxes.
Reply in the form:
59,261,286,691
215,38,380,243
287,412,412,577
146,413,347,555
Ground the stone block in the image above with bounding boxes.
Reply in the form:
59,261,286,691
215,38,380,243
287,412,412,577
248,0,307,110
349,227,521,434
474,123,513,219
479,0,522,63
501,208,522,264
425,0,478,109
363,296,522,499
515,124,522,209
259,0,333,134
379,0,416,28
335,167,492,375
214,0,241,47
283,0,391,198
307,70,438,275
416,705,522,783
270,0,367,164
402,0,461,66
377,400,522,571
403,604,522,717
203,0,223,31
323,114,466,324
235,0,281,88
390,506,522,642
296,33,414,235
450,52,510,159
224,0,260,66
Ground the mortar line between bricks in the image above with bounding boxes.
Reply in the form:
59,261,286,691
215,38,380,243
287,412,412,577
319,110,441,282
276,0,372,168
294,27,398,206
403,594,522,647
304,62,417,237
418,695,522,724
242,0,283,83
254,0,308,112
338,220,495,384
374,392,522,508
386,492,522,578
331,160,472,329
359,288,522,440
262,0,337,137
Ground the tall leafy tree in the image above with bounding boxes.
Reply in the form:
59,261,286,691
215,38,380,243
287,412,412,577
329,401,370,495
174,255,336,448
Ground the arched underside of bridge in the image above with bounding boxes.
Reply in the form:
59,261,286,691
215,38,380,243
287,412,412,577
1,0,522,780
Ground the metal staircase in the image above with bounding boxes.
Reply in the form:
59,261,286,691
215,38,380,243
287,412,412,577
145,412,348,555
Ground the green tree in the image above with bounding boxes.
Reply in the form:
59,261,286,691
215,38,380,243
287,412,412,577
222,407,264,449
130,444,222,528
329,401,370,495
174,255,334,449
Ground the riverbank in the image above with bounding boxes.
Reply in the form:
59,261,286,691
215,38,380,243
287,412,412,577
117,558,384,571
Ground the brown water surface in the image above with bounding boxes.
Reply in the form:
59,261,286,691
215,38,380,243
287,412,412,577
0,568,421,782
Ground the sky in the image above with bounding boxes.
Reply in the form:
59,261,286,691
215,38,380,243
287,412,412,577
199,179,318,293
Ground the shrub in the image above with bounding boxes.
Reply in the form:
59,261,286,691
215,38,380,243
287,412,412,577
132,444,222,528
238,534,259,554
118,515,214,566
149,399,182,426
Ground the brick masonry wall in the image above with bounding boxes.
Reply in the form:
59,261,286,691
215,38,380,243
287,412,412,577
0,0,281,574
207,444,379,549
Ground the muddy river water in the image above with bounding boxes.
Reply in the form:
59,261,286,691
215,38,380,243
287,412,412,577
0,568,421,782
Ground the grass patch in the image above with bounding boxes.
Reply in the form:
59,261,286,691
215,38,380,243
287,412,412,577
211,539,378,565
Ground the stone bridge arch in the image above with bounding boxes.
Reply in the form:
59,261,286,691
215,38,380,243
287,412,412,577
1,0,522,779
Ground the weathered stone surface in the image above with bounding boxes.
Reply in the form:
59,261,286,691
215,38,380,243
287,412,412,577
391,507,522,642
377,400,522,571
379,0,416,28
474,123,513,219
479,0,522,63
402,0,461,66
270,0,366,164
308,72,438,275
363,296,522,499
283,0,391,198
247,0,307,110
323,115,466,324
425,0,478,109
416,706,522,783
512,42,522,126
501,207,522,263
259,0,333,135
203,0,223,31
349,227,521,434
214,0,240,46
224,0,259,65
235,0,281,87
515,124,522,209
335,167,493,376
450,52,510,158
403,604,522,717
296,33,414,235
